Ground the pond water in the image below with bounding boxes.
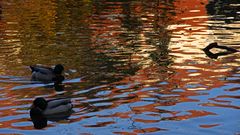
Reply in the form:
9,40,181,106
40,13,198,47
0,0,240,134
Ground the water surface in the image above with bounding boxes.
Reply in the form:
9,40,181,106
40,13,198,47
0,0,239,134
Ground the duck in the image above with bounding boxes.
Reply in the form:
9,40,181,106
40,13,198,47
203,42,239,59
30,97,73,129
31,97,73,115
203,42,239,52
30,64,65,84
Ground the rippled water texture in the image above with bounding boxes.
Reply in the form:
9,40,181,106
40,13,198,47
0,0,240,134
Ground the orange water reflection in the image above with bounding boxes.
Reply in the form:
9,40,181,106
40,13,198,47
0,0,239,135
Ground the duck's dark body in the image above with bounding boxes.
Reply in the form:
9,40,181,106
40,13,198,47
30,97,73,129
30,64,64,83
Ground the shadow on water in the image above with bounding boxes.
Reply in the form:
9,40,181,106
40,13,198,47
0,0,239,134
206,0,240,24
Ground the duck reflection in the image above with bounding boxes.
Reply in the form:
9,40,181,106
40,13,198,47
203,42,239,59
30,97,73,129
53,83,65,92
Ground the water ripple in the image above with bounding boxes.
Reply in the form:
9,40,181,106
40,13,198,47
0,0,239,135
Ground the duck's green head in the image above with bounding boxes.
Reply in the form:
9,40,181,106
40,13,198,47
33,97,47,110
53,64,64,75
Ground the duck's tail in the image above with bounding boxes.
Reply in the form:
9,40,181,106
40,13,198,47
30,66,40,73
30,66,35,72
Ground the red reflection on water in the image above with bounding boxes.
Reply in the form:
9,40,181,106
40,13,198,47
1,0,240,134
0,118,33,130
217,95,240,99
164,110,216,121
84,121,116,128
226,87,240,91
173,0,209,26
98,112,132,119
200,124,220,128
134,127,166,134
134,118,160,123
209,97,231,103
201,102,240,109
113,131,136,135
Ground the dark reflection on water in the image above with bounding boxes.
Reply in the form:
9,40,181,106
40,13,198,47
0,0,239,134
207,0,240,23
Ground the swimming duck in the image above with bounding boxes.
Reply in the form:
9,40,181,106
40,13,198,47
203,42,239,52
30,64,65,84
203,42,239,59
30,97,73,129
31,97,73,115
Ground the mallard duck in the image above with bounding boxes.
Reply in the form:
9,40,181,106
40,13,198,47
31,97,73,115
30,97,73,129
30,64,65,84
